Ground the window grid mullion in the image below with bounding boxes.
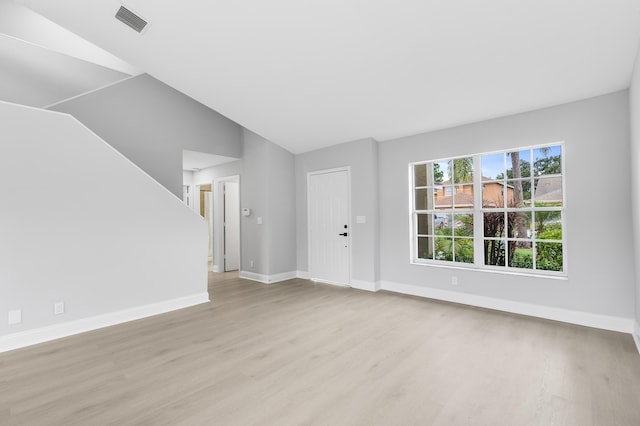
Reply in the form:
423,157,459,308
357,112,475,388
473,154,483,267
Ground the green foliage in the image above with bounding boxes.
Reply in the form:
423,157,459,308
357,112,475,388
455,238,474,263
434,237,474,263
534,210,561,233
536,228,562,271
448,157,473,183
433,162,444,184
510,249,533,269
534,155,561,176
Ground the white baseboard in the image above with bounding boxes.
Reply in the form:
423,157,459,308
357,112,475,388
634,321,640,355
350,280,380,292
0,292,210,353
239,270,298,284
295,272,380,292
379,281,635,334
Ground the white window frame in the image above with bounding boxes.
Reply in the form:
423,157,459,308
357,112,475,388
409,142,567,278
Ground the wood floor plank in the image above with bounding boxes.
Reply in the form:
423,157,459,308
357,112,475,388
2,271,640,425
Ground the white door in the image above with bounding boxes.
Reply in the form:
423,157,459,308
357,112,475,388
308,169,350,285
224,181,240,271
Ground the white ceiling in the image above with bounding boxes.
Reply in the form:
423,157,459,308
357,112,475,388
182,150,238,172
14,0,640,154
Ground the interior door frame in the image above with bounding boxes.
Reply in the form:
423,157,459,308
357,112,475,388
193,183,214,270
306,166,352,286
214,175,241,273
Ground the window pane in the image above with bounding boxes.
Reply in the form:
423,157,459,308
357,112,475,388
436,187,453,209
452,157,474,184
508,211,532,239
481,153,505,180
414,164,427,187
482,182,505,208
433,213,450,232
484,212,506,238
534,177,563,206
454,238,474,263
453,184,474,208
535,212,562,240
434,160,449,184
417,237,433,259
484,239,505,266
435,236,453,261
509,243,533,269
507,179,532,207
536,242,563,271
417,214,432,235
507,149,531,178
534,145,562,176
415,188,434,210
453,213,473,237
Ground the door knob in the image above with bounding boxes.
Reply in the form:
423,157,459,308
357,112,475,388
339,232,348,236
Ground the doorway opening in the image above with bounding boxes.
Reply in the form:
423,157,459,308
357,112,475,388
198,184,213,270
222,180,240,271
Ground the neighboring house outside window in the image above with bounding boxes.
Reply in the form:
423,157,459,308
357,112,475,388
411,144,565,276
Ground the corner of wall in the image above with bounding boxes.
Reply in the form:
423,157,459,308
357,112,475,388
629,41,640,345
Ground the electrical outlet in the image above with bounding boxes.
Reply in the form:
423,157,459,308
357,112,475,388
8,309,22,325
54,302,65,315
451,276,458,286
250,260,254,268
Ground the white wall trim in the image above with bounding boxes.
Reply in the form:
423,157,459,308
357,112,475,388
634,321,640,355
350,279,380,292
239,270,298,284
380,281,635,334
297,270,310,279
0,292,210,353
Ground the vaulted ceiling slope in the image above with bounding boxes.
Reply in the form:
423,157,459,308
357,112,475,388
15,0,640,153
0,1,138,107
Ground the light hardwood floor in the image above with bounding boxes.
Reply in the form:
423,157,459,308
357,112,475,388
1,273,640,425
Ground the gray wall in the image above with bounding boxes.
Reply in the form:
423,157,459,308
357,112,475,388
296,138,380,285
265,139,297,275
242,130,297,276
0,102,207,341
49,74,242,197
630,47,640,328
378,90,635,318
241,130,270,275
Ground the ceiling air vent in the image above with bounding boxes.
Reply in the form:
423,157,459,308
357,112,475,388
115,6,149,33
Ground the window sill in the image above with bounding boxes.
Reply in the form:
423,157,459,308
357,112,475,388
410,260,568,280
